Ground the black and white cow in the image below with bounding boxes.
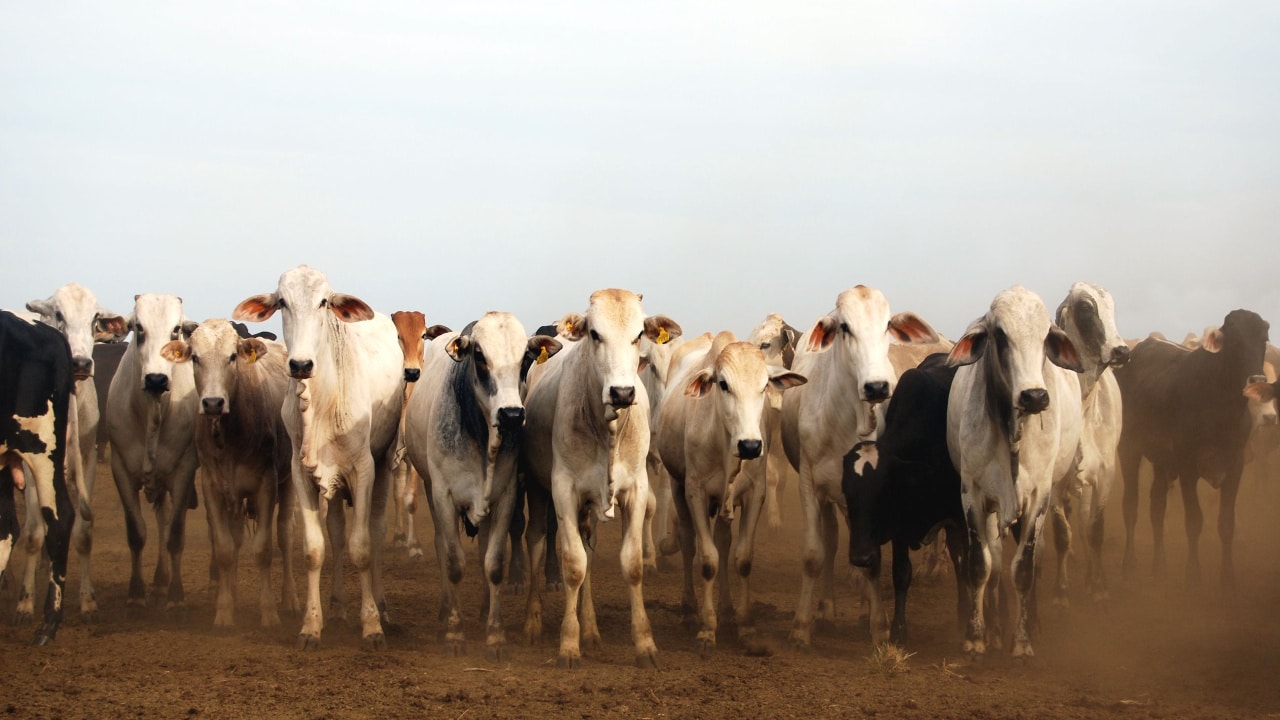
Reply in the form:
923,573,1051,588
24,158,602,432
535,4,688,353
1116,309,1270,588
842,353,968,646
0,309,75,645
403,312,560,660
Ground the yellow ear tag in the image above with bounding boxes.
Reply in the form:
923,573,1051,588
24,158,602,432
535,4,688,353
564,321,573,335
536,346,549,365
657,326,671,345
246,348,258,364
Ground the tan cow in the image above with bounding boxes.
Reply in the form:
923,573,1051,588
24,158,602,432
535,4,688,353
161,319,297,628
520,289,680,669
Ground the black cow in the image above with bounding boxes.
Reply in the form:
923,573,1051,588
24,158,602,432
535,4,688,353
1115,309,1270,587
0,310,75,645
841,353,968,644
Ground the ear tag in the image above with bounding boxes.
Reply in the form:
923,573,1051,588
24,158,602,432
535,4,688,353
657,326,671,344
246,348,258,364
565,320,574,335
536,346,550,365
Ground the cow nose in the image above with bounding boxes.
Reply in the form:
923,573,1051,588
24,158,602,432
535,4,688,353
1018,388,1050,414
609,386,636,407
1109,346,1131,367
289,359,314,379
404,368,421,383
863,381,890,402
497,406,525,429
144,373,169,393
71,357,93,378
737,439,763,460
202,397,226,415
849,549,875,569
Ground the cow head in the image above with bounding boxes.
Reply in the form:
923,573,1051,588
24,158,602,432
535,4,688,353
126,294,198,395
1245,375,1280,422
233,265,374,380
948,286,1083,422
161,318,270,416
747,312,802,370
26,283,127,380
684,338,807,460
447,312,562,432
840,440,884,568
557,289,682,412
1055,282,1129,371
391,311,450,384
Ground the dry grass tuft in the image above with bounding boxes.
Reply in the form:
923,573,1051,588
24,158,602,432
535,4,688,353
866,643,916,676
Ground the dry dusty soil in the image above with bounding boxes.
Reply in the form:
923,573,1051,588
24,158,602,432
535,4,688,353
3,457,1280,719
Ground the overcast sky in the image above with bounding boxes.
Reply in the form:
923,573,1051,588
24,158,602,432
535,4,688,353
3,2,1278,344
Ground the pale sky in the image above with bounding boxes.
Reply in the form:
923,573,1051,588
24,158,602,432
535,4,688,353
3,2,1278,343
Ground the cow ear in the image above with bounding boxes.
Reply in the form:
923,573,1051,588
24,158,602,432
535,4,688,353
160,340,191,363
25,298,52,317
557,313,587,341
425,324,452,341
644,315,682,345
1046,326,1084,373
238,337,269,364
94,313,128,342
1244,380,1277,404
328,294,375,322
806,316,840,353
527,336,562,366
685,369,716,398
181,320,199,338
447,335,471,361
1202,327,1224,353
888,312,940,344
767,367,808,391
233,294,280,323
946,321,988,367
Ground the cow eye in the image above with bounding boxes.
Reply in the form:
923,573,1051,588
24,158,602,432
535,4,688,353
590,329,601,343
277,299,288,309
319,298,328,309
759,342,771,350
718,379,729,393
54,311,65,323
840,322,850,335
228,353,236,363
421,333,428,340
191,354,200,365
633,331,642,345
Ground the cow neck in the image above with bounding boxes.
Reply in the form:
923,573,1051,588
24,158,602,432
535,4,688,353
564,343,630,519
978,342,1024,489
811,341,873,443
294,315,355,501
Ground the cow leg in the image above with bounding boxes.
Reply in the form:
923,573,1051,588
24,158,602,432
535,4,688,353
1080,479,1109,602
204,473,238,628
254,474,279,628
816,500,840,630
15,484,45,625
276,475,299,616
506,481,528,596
164,455,199,620
669,472,697,619
578,520,601,650
962,507,996,658
621,484,659,669
325,497,347,622
553,482,588,668
1178,475,1203,587
522,484,548,644
0,469,18,584
111,453,150,610
369,460,393,628
732,480,767,641
402,469,422,559
1118,444,1142,580
390,460,408,548
1149,463,1173,580
1010,509,1046,660
151,492,173,608
889,541,911,645
347,453,386,649
73,438,99,621
685,481,719,656
790,461,824,649
713,516,734,633
34,480,74,646
944,522,970,636
428,479,466,655
545,505,562,591
482,481,517,662
651,460,679,566
1050,491,1072,607
1218,471,1241,589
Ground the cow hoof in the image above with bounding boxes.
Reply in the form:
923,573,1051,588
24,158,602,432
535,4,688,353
485,644,508,662
32,628,57,647
446,634,465,656
788,634,812,652
696,637,715,658
406,546,424,560
504,582,524,597
556,654,580,670
583,634,602,651
545,581,563,593
635,650,659,669
296,633,321,650
363,633,387,651
391,533,407,548
13,609,33,627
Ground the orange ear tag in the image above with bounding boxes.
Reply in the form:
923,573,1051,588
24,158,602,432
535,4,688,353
246,349,258,364
536,346,550,365
657,327,671,344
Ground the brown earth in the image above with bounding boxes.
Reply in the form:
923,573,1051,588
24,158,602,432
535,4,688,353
2,456,1280,720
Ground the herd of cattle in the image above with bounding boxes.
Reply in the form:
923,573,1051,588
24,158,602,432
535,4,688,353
0,267,1275,668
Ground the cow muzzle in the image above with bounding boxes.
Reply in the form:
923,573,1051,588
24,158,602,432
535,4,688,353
1017,388,1050,414
608,385,636,408
289,359,315,379
144,373,170,394
71,356,94,380
496,406,525,430
404,368,421,383
863,380,890,403
736,439,763,460
201,397,227,415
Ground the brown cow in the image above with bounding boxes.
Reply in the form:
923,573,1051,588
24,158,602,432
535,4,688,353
388,311,449,558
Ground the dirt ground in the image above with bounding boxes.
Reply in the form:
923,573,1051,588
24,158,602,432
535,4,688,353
2,455,1280,720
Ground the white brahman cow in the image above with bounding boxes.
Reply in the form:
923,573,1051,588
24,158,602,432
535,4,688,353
946,285,1083,659
404,312,560,660
520,289,680,669
234,265,404,649
780,286,939,648
658,332,805,656
746,313,802,531
105,294,199,617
